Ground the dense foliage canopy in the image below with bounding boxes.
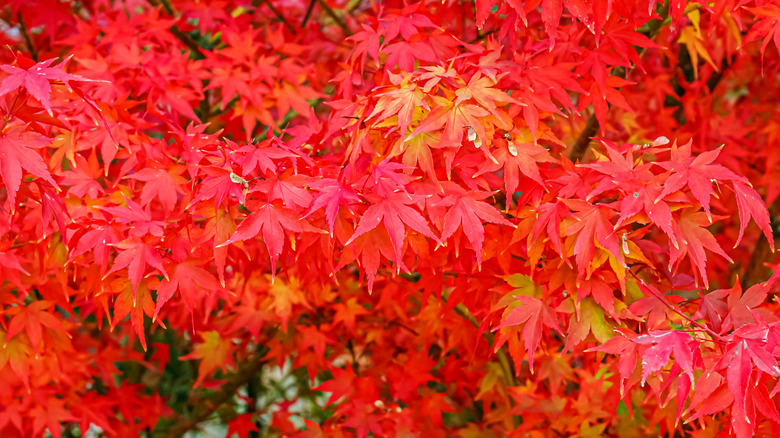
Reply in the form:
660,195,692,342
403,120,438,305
2,0,780,436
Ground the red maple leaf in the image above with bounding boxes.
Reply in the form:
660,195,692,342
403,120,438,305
345,192,439,273
220,202,321,278
436,185,514,269
495,295,562,372
0,127,58,211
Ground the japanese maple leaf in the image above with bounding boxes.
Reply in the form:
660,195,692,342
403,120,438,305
181,330,232,387
0,127,58,211
634,331,696,389
677,12,718,79
227,413,259,438
587,332,641,393
253,170,313,209
348,24,381,67
390,131,440,183
722,341,755,429
101,197,165,237
103,239,169,297
742,5,780,61
367,157,415,196
199,206,238,286
406,94,491,150
128,165,187,212
267,276,307,328
732,180,774,250
110,278,155,351
723,281,772,331
344,192,439,273
562,297,614,352
336,226,395,292
188,165,247,209
305,178,360,235
154,258,224,320
67,222,118,274
220,203,321,278
236,139,298,176
654,142,742,222
0,244,29,291
692,285,732,333
30,399,75,438
314,366,356,407
435,186,514,269
528,200,572,263
0,330,32,392
367,71,426,138
560,200,624,280
0,55,95,115
4,300,67,357
494,295,562,372
629,283,686,329
669,209,732,288
576,278,618,320
383,39,438,72
473,136,551,198
58,153,104,199
454,73,513,112
333,297,369,331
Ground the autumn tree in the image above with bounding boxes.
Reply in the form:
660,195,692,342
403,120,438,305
1,0,780,436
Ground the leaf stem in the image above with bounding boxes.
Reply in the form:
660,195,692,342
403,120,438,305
628,270,727,344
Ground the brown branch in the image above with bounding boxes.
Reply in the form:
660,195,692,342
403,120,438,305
301,0,317,28
146,0,207,59
17,13,38,62
163,349,268,437
468,28,498,45
567,114,598,162
253,0,298,34
628,270,727,343
742,196,780,287
449,300,519,386
565,4,700,161
315,0,352,36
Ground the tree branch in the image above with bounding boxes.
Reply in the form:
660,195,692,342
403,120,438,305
146,0,207,59
742,196,780,287
628,270,727,343
449,299,518,386
566,4,700,161
162,349,268,437
17,13,38,62
253,0,298,34
567,114,598,162
301,0,317,28
315,0,352,36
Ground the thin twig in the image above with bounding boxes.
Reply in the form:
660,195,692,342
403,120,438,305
17,13,38,61
566,4,699,161
449,299,519,386
301,0,316,28
567,114,598,162
315,0,352,36
146,0,207,59
163,349,268,437
467,29,498,45
628,270,727,343
742,196,780,287
254,0,298,34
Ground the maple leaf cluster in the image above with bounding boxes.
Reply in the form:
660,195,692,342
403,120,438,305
1,0,780,437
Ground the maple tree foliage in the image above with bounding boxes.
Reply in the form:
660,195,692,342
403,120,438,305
2,0,780,437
